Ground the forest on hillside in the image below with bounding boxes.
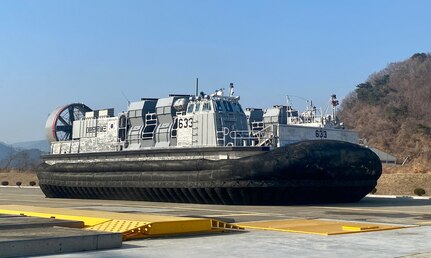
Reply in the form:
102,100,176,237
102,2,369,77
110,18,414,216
339,53,431,170
0,142,43,171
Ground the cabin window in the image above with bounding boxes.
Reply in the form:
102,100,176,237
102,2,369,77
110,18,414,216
239,105,244,113
171,118,178,138
232,102,244,113
215,101,223,112
187,104,195,113
288,111,298,117
203,102,211,112
223,101,229,112
232,103,238,112
226,102,233,112
195,102,201,112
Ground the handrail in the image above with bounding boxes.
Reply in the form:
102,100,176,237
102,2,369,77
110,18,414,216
216,125,275,147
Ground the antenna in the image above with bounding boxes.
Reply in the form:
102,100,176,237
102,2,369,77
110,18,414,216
195,78,199,96
286,95,292,107
121,91,130,106
286,95,310,109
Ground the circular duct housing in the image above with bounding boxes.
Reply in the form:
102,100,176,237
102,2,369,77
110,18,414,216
45,103,92,142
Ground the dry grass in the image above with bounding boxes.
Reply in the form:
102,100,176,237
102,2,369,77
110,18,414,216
0,170,38,186
372,165,430,196
376,173,431,196
383,162,430,174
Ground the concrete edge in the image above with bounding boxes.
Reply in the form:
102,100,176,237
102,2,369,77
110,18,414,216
366,194,431,200
0,186,40,189
0,228,122,257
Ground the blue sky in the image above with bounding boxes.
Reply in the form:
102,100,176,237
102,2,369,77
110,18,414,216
0,0,430,143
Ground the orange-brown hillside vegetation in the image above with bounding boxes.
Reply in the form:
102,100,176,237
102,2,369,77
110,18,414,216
339,53,431,172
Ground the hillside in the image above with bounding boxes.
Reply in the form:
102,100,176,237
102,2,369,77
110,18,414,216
339,53,431,171
0,142,15,161
0,142,43,170
11,140,50,153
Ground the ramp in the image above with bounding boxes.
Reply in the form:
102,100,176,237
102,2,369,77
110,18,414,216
237,219,410,235
0,205,243,240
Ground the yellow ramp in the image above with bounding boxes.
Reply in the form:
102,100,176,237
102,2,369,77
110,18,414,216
0,205,243,240
237,219,409,235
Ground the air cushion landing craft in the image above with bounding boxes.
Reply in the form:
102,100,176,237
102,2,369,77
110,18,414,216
37,84,381,204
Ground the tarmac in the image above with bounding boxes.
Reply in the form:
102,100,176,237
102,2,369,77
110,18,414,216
1,186,431,258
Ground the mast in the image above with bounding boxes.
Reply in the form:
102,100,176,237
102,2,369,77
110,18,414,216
195,78,199,96
331,94,339,121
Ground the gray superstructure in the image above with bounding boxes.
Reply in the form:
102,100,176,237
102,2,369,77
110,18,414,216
46,84,357,155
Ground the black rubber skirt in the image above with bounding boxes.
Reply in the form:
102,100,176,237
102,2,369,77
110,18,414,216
37,140,382,205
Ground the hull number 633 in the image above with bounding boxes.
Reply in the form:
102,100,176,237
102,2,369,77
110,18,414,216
178,118,193,128
315,129,327,138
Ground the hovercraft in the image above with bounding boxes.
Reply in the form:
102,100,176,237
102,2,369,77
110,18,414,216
37,84,381,204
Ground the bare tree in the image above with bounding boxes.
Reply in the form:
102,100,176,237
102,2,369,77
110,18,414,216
339,53,431,166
